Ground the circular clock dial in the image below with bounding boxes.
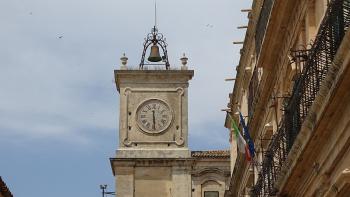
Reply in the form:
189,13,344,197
136,99,173,134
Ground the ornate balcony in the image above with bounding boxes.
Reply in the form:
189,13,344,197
251,120,288,196
286,0,350,147
251,0,350,195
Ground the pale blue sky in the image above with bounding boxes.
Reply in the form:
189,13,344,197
0,0,251,196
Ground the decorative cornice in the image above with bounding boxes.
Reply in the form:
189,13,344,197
191,167,230,177
191,150,230,159
114,69,194,92
110,157,195,175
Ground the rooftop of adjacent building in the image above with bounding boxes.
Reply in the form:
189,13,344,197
191,150,230,159
0,177,13,197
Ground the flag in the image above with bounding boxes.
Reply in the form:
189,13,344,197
229,115,252,161
238,111,255,158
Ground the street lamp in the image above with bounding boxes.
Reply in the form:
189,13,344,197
100,184,115,197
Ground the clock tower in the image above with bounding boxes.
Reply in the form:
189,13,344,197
110,26,194,197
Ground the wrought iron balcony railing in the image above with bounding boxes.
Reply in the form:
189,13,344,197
285,0,350,148
251,119,288,196
251,0,350,196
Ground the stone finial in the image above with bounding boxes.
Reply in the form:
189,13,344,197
180,53,188,70
120,53,128,70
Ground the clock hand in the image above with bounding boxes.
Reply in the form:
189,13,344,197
152,110,156,130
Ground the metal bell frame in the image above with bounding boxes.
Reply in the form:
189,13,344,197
139,26,170,70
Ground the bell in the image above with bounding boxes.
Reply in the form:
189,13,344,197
147,44,162,62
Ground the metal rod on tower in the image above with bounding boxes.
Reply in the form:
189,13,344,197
155,1,157,27
237,25,248,29
233,41,244,44
241,9,252,12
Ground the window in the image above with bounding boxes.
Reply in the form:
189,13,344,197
204,191,219,197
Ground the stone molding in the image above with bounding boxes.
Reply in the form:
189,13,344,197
324,168,350,196
192,168,230,178
114,70,194,92
110,157,195,175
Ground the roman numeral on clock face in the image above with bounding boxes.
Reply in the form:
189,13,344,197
137,99,173,133
161,119,166,125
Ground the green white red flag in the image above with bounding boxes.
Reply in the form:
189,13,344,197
229,115,252,161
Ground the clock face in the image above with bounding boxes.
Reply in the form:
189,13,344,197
136,99,173,134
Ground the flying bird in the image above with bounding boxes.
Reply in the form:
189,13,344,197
206,24,214,28
58,36,63,39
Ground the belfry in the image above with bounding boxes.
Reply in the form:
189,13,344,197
110,23,230,197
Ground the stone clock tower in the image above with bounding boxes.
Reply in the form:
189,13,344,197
110,26,195,197
114,69,193,155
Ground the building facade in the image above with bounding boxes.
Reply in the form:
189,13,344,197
225,0,350,196
110,27,230,197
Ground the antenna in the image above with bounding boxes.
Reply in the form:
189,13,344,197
154,1,157,28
